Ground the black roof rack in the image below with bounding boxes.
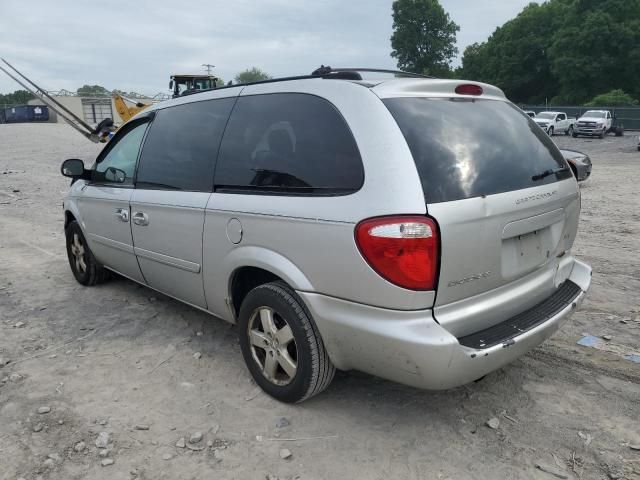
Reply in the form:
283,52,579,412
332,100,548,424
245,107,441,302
310,65,435,80
178,66,434,97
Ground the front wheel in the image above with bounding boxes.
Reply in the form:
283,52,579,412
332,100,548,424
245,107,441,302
572,132,578,138
547,126,554,136
65,220,110,286
238,282,335,403
599,129,605,139
566,125,573,136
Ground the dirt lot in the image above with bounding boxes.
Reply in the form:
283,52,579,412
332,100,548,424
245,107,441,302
1,123,639,480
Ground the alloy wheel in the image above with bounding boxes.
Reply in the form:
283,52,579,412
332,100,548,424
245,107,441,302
247,306,298,386
70,233,87,273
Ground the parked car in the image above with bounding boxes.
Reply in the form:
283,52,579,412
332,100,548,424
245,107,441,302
560,149,592,182
574,110,613,138
534,111,576,136
60,69,591,403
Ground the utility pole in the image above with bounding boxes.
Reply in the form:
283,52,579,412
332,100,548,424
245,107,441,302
202,64,215,76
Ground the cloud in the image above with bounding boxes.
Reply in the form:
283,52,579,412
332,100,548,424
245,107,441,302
0,0,531,96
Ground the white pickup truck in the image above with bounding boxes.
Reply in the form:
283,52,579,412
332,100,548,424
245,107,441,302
574,110,613,138
533,111,576,136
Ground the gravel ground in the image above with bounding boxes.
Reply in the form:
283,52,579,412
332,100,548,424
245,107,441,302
0,123,639,480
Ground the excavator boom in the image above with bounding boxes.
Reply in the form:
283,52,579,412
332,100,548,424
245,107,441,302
0,58,116,143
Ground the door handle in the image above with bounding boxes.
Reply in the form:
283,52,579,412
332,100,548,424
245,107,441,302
114,208,129,222
132,212,149,226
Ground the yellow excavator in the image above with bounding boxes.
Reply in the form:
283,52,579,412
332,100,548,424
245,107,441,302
0,58,117,142
112,94,150,122
1,59,153,140
0,59,218,142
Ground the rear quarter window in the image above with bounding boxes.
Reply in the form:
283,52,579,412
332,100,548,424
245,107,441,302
383,98,571,203
214,93,364,195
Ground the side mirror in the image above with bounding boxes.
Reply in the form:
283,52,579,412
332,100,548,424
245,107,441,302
104,166,126,183
61,158,85,178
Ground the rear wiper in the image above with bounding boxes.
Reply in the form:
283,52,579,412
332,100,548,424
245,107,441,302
532,166,569,181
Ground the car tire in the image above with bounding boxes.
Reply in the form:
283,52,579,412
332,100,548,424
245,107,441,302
599,129,605,139
548,126,554,136
566,125,573,136
238,281,335,403
615,126,624,137
572,132,578,138
65,220,110,286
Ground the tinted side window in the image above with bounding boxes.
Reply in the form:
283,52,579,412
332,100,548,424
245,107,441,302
93,122,148,185
214,93,363,195
136,98,235,191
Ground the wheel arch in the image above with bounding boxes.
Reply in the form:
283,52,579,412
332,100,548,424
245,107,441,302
224,247,315,321
63,198,84,230
64,210,77,228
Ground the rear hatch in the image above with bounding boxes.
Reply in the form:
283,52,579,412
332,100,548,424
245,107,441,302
381,89,579,337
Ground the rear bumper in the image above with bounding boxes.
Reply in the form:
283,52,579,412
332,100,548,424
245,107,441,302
300,257,591,390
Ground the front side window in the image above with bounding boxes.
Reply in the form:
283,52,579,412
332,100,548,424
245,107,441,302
93,122,148,185
214,93,364,195
136,98,235,191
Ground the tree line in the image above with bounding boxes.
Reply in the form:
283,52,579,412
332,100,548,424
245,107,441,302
391,0,640,105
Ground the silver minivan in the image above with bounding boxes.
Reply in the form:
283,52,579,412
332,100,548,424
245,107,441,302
61,68,591,403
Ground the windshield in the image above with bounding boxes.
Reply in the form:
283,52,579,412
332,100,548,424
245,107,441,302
536,112,556,119
583,111,605,118
383,98,571,203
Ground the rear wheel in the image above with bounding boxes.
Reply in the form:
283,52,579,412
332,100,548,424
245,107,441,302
65,220,110,286
238,282,335,403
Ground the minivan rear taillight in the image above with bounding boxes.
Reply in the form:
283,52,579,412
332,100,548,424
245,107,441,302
355,216,439,290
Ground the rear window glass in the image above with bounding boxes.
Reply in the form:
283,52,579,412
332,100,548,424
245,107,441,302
383,98,571,203
214,93,363,195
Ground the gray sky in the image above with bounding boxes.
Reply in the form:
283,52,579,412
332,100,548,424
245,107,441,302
0,0,531,96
